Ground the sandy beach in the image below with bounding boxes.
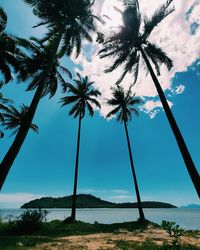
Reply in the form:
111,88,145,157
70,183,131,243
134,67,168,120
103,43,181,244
30,226,200,250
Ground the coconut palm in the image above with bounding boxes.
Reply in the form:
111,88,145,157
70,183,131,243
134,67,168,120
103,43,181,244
23,0,99,58
99,0,200,198
60,73,101,221
106,85,145,222
2,104,38,136
0,7,21,83
0,0,99,190
0,38,72,190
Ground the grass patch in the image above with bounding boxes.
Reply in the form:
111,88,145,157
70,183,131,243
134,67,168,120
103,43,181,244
0,219,199,250
33,219,151,237
115,239,200,250
0,235,56,250
0,219,150,249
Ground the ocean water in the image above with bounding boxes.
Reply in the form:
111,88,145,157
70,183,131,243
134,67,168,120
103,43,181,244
0,208,199,230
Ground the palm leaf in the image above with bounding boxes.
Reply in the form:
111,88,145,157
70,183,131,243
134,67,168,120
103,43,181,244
106,86,140,123
144,43,173,72
0,7,7,32
143,0,174,39
61,73,101,119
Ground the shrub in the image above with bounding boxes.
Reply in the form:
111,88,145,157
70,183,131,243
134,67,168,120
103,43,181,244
161,220,185,248
9,209,48,234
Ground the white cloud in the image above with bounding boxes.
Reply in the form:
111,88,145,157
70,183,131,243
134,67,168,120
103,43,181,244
74,0,200,118
79,188,130,195
173,84,186,95
109,195,134,201
0,193,43,208
112,189,129,194
141,99,173,119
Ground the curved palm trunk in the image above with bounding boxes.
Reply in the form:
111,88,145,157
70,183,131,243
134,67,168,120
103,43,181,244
140,47,200,198
0,33,63,191
123,121,145,221
71,114,82,221
0,83,44,190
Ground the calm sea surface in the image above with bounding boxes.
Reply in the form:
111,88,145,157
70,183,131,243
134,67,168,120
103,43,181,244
0,208,199,230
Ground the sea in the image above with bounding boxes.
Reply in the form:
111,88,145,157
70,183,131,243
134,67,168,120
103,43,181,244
0,208,199,230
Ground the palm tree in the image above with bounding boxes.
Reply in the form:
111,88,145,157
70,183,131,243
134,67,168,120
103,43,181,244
0,0,99,190
106,85,145,222
0,7,21,83
0,38,71,190
2,104,38,136
60,73,101,221
23,0,99,57
99,0,200,198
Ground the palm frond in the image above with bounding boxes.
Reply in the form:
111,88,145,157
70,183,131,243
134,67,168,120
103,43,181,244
144,43,173,73
86,102,94,117
0,7,7,32
0,129,4,138
106,86,140,123
2,104,39,135
0,63,12,83
106,105,121,119
143,0,174,39
60,95,78,106
61,73,101,119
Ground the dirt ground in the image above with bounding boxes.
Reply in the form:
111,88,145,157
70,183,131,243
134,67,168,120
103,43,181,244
32,226,200,250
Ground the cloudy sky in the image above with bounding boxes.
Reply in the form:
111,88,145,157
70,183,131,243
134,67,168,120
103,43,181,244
0,0,200,208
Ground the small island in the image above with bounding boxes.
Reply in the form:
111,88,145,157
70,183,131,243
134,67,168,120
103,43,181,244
21,194,177,209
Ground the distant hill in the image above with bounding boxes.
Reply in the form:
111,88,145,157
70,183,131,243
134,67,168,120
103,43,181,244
21,194,176,209
180,204,200,208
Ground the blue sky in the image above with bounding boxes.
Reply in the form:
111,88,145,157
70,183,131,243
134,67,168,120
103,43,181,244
0,0,200,208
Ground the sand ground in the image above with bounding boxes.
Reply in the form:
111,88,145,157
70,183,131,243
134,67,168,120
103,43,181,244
31,226,200,250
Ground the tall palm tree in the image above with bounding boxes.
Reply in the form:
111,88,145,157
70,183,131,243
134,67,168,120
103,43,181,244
2,104,38,136
106,85,145,222
0,38,71,190
0,0,99,190
0,7,21,83
60,73,101,221
99,0,200,198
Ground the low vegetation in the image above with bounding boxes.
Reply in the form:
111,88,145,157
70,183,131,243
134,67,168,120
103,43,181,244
116,239,199,250
161,220,185,247
0,211,199,250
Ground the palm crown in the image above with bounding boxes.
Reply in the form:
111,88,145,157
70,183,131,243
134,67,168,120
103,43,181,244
17,37,72,98
2,104,38,136
99,0,174,84
23,0,99,58
106,86,141,123
61,73,101,118
0,7,21,83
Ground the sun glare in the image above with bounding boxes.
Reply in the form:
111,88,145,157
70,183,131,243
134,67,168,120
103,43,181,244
101,0,123,31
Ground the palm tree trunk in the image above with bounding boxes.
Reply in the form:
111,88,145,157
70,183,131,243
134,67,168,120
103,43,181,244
0,33,63,191
0,83,44,190
71,114,82,221
123,120,145,221
140,47,200,198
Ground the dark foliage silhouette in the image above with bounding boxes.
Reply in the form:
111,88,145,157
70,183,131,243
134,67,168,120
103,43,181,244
106,85,145,222
61,73,101,221
99,0,200,198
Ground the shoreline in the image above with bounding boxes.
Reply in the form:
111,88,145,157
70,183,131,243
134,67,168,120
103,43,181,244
0,219,200,249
